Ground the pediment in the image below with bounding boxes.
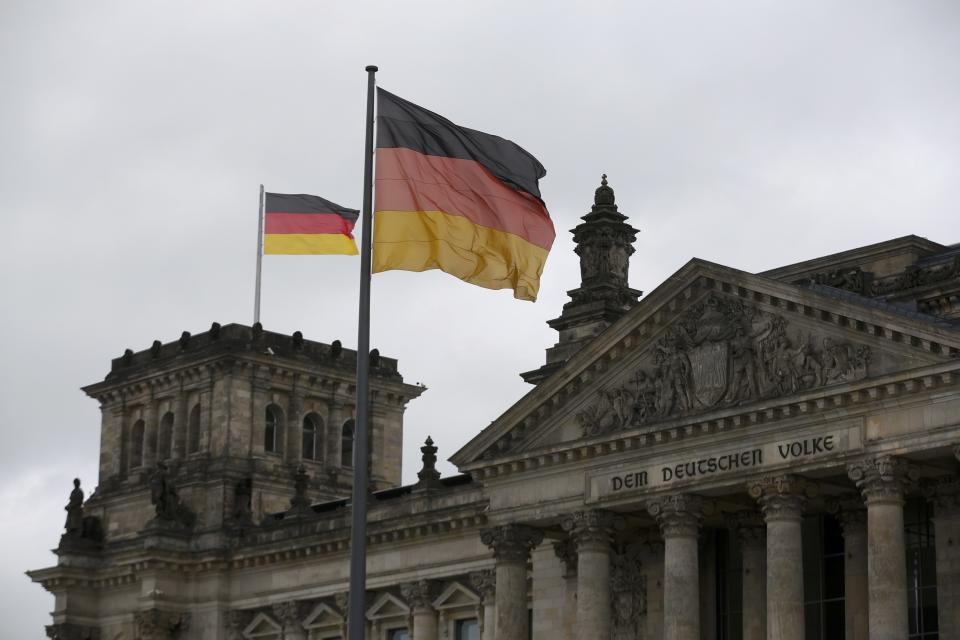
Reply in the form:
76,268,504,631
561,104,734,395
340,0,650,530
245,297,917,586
303,602,342,629
452,259,960,467
243,612,282,639
366,592,409,621
432,581,480,610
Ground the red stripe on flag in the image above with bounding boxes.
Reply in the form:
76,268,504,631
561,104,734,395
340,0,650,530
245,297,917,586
265,212,355,236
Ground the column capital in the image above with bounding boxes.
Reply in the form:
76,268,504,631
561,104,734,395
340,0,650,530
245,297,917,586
401,579,437,613
552,538,577,578
134,609,190,640
480,524,543,564
847,455,917,505
748,474,814,522
826,494,867,536
561,509,623,551
647,493,703,538
726,510,765,548
271,601,304,630
468,569,496,603
923,475,960,517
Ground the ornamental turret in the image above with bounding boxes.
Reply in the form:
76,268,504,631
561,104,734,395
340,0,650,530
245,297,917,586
521,175,642,384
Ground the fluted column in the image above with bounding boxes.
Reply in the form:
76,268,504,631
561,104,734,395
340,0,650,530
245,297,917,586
481,524,543,640
848,455,915,640
648,494,703,640
729,511,766,640
749,475,811,640
562,510,621,640
829,497,868,640
927,474,960,640
402,580,438,640
470,570,496,640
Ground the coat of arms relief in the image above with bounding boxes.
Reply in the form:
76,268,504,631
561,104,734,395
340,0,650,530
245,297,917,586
577,294,871,438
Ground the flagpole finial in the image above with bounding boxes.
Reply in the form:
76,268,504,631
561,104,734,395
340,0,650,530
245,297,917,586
366,65,378,72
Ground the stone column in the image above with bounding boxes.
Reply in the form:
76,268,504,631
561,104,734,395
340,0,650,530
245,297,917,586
728,511,766,640
648,494,703,640
287,389,304,463
829,497,868,640
273,601,306,640
927,474,960,640
749,475,811,640
562,510,621,640
848,455,915,640
481,524,543,640
470,570,496,640
327,400,344,471
552,539,578,640
402,580,438,640
171,388,187,461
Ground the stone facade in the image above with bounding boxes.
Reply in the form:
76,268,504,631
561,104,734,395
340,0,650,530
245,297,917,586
29,180,960,639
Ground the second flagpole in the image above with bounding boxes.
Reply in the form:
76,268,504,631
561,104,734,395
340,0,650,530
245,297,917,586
347,64,377,640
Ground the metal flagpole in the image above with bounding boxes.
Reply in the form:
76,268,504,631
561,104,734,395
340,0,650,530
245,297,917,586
347,64,377,640
253,183,265,324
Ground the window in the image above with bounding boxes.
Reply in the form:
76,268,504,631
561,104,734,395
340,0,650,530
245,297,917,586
158,412,174,460
265,406,282,454
387,629,408,640
455,619,479,640
302,413,322,461
802,514,845,640
715,528,743,639
130,419,145,468
341,419,355,468
187,404,201,454
905,498,938,639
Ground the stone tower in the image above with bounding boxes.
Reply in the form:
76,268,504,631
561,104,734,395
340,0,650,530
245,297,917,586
81,322,424,541
521,175,642,384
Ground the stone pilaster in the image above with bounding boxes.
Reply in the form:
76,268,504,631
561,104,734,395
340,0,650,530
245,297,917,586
848,455,915,640
728,511,766,640
926,475,960,640
134,609,190,640
562,509,622,640
327,400,344,471
648,494,703,640
401,580,438,640
143,396,159,469
480,524,543,640
272,601,306,640
171,388,187,460
287,389,304,463
749,475,812,640
469,570,496,640
828,497,868,640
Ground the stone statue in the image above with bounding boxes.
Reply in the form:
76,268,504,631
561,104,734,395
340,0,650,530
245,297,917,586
148,462,194,528
64,478,84,536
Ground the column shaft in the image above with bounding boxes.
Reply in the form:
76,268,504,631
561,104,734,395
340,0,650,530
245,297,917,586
849,456,913,640
481,525,542,640
649,494,703,640
832,504,868,640
412,610,438,640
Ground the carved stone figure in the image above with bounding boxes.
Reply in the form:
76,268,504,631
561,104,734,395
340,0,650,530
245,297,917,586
148,463,195,528
576,293,872,438
64,478,84,535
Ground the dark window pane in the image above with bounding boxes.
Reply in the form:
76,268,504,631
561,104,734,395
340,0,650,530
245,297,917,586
388,629,409,640
804,603,820,640
823,600,845,640
456,619,479,640
823,556,844,600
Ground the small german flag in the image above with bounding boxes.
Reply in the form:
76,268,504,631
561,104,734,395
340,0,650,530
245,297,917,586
373,89,555,301
264,193,359,255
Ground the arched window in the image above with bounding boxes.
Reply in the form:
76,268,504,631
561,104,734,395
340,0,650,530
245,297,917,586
265,405,282,454
341,419,355,468
158,412,174,460
130,419,145,468
302,413,323,461
187,404,201,454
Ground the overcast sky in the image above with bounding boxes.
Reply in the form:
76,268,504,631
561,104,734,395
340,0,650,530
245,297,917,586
2,1,959,636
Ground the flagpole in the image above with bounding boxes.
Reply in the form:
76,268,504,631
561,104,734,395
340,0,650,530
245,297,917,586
347,64,377,640
253,183,265,324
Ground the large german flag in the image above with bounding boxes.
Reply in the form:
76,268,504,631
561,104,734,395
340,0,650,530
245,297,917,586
373,89,555,301
264,193,359,255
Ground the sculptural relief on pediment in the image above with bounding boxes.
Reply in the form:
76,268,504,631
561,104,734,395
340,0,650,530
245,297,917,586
577,294,872,438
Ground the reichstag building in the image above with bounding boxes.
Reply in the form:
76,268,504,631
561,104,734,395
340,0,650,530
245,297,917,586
31,179,960,640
